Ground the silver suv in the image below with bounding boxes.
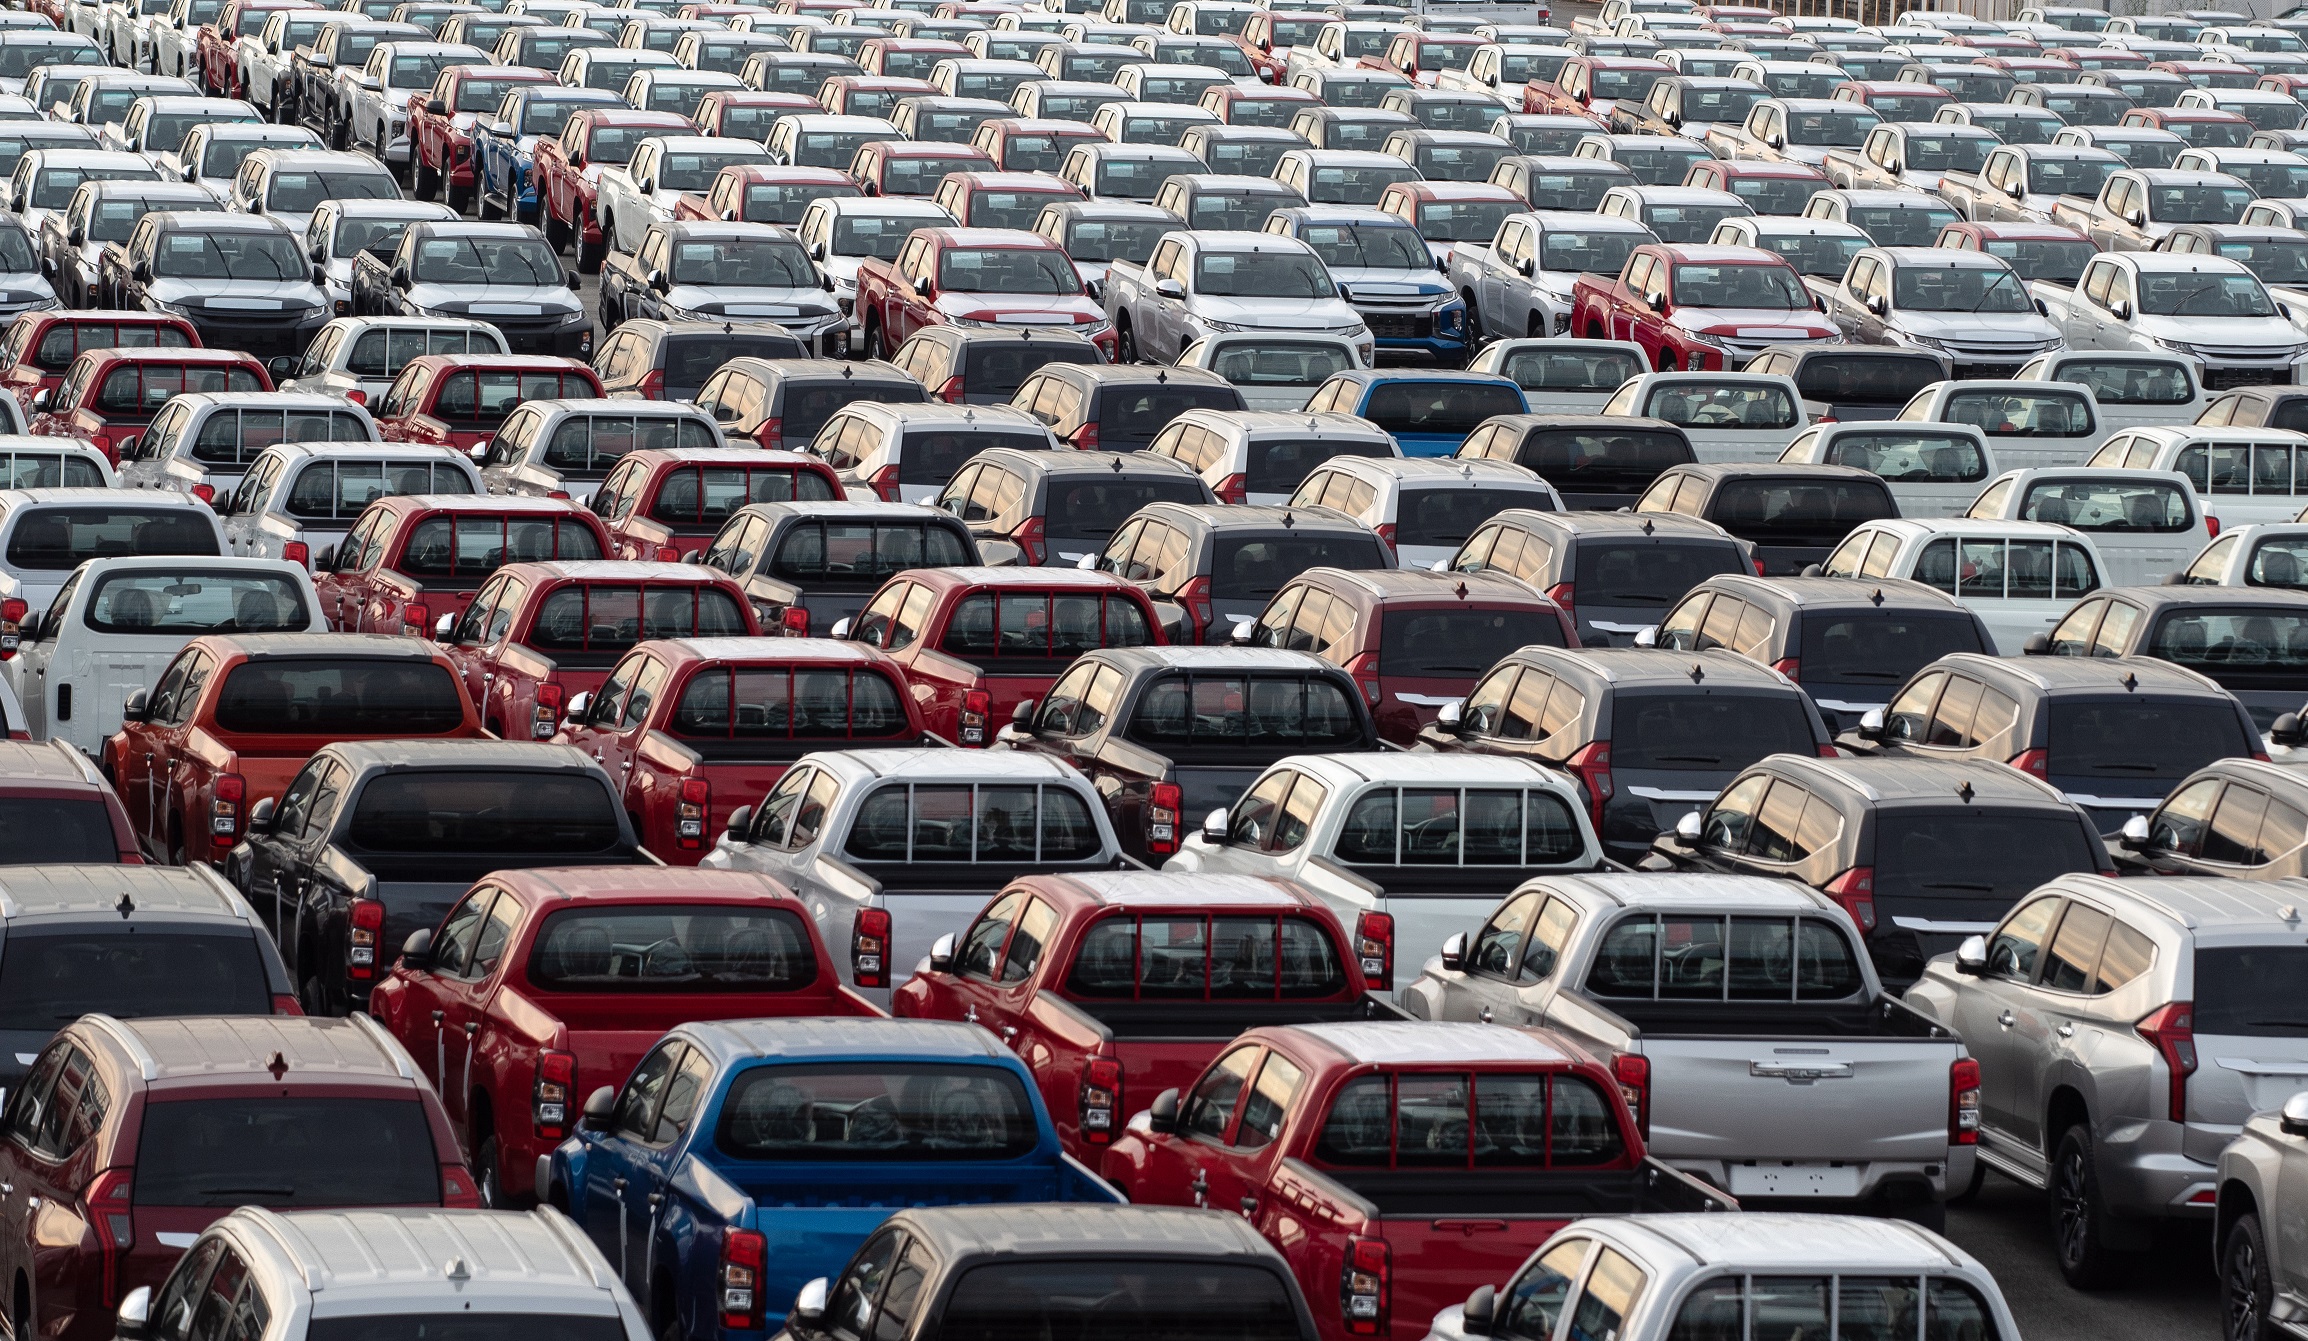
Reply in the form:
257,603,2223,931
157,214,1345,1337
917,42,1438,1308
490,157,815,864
1906,873,2308,1289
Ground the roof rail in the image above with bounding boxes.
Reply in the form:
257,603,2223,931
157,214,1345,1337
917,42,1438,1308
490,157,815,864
49,739,102,788
187,864,256,923
82,1014,159,1081
349,1013,419,1081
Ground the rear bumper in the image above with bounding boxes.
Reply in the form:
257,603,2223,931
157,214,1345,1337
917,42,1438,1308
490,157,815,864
1668,1150,1970,1208
2094,1118,2217,1219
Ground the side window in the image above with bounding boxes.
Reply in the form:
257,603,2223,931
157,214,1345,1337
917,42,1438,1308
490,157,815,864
1469,891,1538,978
613,1042,682,1140
1233,1051,1305,1152
1702,773,1770,850
1182,1044,1259,1143
997,898,1059,983
432,889,497,979
825,1232,902,1341
2203,783,2272,865
2151,775,2223,857
1742,780,1813,863
2040,899,2112,992
1988,896,2063,980
1496,1240,1589,1341
1564,1249,1646,1341
1229,769,1296,849
1521,898,1575,982
650,1046,715,1146
958,891,1023,979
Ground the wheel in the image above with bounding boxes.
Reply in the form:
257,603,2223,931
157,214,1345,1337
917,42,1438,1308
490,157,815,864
576,224,606,274
1459,290,1482,347
1116,318,1139,364
447,175,473,215
862,317,883,361
1947,1158,1987,1206
413,152,440,201
544,203,570,253
299,973,331,1018
329,110,348,150
600,287,621,332
655,1311,683,1341
2050,1123,2129,1289
475,179,498,220
475,1135,506,1209
2228,1212,2275,1341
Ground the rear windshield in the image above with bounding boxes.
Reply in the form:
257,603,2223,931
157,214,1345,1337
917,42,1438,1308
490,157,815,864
1792,355,1945,406
1800,614,1986,688
1940,389,2094,436
1585,914,1863,1000
961,341,1101,400
769,521,971,586
2196,946,2308,1037
0,930,265,1029
6,507,216,570
2053,360,2194,405
942,1262,1303,1341
212,659,467,735
1709,479,1897,542
1573,541,1745,608
2018,480,2193,533
1494,347,1645,394
1215,534,1388,602
1130,674,1363,748
1362,382,1525,435
399,515,605,578
347,770,623,853
1380,607,1564,678
1511,428,1693,493
1398,487,1558,549
941,590,1153,659
134,1097,439,1207
526,585,748,655
1312,1070,1622,1168
29,320,192,371
1820,430,1988,483
670,666,911,740
1870,812,2098,907
2047,700,2251,780
344,328,499,378
1611,693,1816,771
1094,384,1244,440
713,1062,1039,1160
1643,384,1800,431
646,465,835,528
425,371,599,427
526,905,817,992
82,569,308,635
900,431,1051,486
1066,913,1348,998
662,333,806,386
2150,608,2308,685
844,782,1103,863
1046,476,1211,542
780,380,926,442
285,461,475,521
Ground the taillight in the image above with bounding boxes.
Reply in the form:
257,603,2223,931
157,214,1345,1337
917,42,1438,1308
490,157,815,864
1213,471,1247,505
720,1228,767,1330
868,463,902,502
1017,515,1048,565
1176,574,1213,642
959,688,992,746
2010,747,2049,780
853,907,890,988
2207,514,2222,539
348,897,384,981
1072,420,1098,449
1147,781,1182,855
440,1165,481,1208
534,1050,575,1138
1611,1052,1650,1138
1949,1057,1980,1146
781,605,810,636
655,545,680,562
639,369,666,399
283,540,310,568
1079,1056,1121,1145
2137,1001,2197,1123
271,993,301,1015
1354,911,1393,991
1373,521,1398,556
937,373,967,402
1824,866,1877,934
1769,656,1800,680
401,599,431,638
87,1167,132,1305
1545,580,1574,620
210,772,245,849
191,483,214,505
1343,651,1381,706
0,595,23,660
1752,555,1767,576
534,682,565,740
677,777,710,849
756,416,784,450
1567,740,1612,831
1341,1236,1389,1336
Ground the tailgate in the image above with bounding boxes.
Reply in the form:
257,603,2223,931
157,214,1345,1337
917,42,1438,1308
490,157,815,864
1644,1037,1958,1164
1112,1039,1226,1113
374,880,481,956
1378,1218,1558,1341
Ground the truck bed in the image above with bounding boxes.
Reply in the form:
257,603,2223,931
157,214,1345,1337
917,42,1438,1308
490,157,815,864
1309,1157,1733,1219
1069,994,1410,1040
1605,994,1950,1041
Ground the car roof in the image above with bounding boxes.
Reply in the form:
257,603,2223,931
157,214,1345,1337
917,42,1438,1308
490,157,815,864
0,486,212,509
223,1207,624,1305
1284,751,1569,788
1933,649,2229,698
1543,870,1838,915
2045,870,2308,935
1082,645,1344,676
808,745,1094,785
679,1016,1009,1066
2109,584,2308,612
1035,870,1317,908
321,739,597,772
888,1204,1274,1261
1528,644,1795,690
1281,1020,1573,1067
0,862,253,922
1771,753,2072,806
101,1015,419,1086
1605,1213,1971,1274
490,867,801,905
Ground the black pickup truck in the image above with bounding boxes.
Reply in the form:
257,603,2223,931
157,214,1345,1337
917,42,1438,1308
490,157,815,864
226,739,658,1014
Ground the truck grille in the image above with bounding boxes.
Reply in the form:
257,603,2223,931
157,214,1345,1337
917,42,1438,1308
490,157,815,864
1952,360,2027,380
2205,365,2297,390
1366,312,1433,339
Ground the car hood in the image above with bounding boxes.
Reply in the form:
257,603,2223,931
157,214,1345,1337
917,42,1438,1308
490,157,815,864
933,291,1102,324
666,282,839,317
1187,293,1363,328
1671,306,1838,338
1895,308,2063,342
448,110,480,137
406,279,582,315
148,275,327,307
2135,310,2305,346
0,272,53,305
1330,265,1449,299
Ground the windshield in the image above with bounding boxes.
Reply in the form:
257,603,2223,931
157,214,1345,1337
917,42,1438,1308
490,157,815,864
831,213,927,260
1613,145,1709,183
1714,172,1815,214
1642,202,1745,242
134,1098,439,1208
1405,198,1507,243
349,769,622,852
670,235,813,286
148,227,300,280
389,52,465,86
793,128,877,166
145,109,256,153
714,1063,1038,1160
2216,238,2308,285
1899,133,1995,173
1175,188,1292,233
1671,262,1807,308
410,234,563,284
583,124,668,165
30,164,157,210
519,98,599,136
651,148,754,192
265,170,396,213
1295,221,1429,270
2140,270,2274,316
2024,157,2118,198
1979,236,2095,283
2150,182,2254,221
938,246,1078,293
527,905,818,992
1194,250,1329,297
1539,228,1644,275
1308,163,1414,203
0,930,266,1026
0,223,32,273
1892,264,2033,312
1847,204,1959,247
1523,170,1620,210
212,658,466,734
0,42,101,79
1762,69,1844,98
995,132,1091,173
1682,84,1764,123
1590,67,1665,100
334,216,423,259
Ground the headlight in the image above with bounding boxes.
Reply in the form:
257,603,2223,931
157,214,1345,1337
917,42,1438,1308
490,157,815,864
1683,329,1727,348
147,298,195,317
1077,318,1111,335
1195,316,1255,332
2151,336,2197,356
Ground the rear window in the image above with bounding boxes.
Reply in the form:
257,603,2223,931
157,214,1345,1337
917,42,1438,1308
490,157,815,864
2196,946,2308,1036
941,590,1153,659
30,320,191,371
525,585,749,656
1610,693,1816,771
1312,1070,1622,1167
1380,607,1563,676
780,379,928,443
1941,389,2094,436
82,569,307,635
426,371,597,426
399,515,605,578
0,929,265,1028
1130,674,1363,748
344,328,499,378
768,521,972,586
212,659,466,735
942,1262,1302,1341
1708,479,1897,541
1044,476,1211,543
134,1097,439,1207
2048,701,2251,781
347,770,623,853
1092,384,1245,440
526,905,817,992
2055,360,2194,405
1790,354,1946,406
1065,913,1348,998
1510,428,1693,493
845,782,1102,862
2018,480,2193,533
1208,342,1356,391
1334,786,1584,865
285,460,474,521
1361,381,1525,435
899,431,1051,486
1584,914,1862,999
1642,383,1800,431
714,1063,1039,1160
1397,487,1558,549
1243,438,1392,497
1493,346,1645,394
1800,614,1986,688
1215,534,1387,602
669,666,911,740
2149,608,2308,685
661,332,807,385
1820,431,1987,483
1870,812,2098,907
646,465,835,528
1573,541,1744,609
5,507,216,570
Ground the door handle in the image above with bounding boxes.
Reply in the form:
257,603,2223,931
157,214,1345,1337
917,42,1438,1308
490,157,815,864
1189,1168,1208,1208
1000,1025,1018,1042
612,1177,628,1192
1998,1010,2015,1029
2057,1024,2075,1039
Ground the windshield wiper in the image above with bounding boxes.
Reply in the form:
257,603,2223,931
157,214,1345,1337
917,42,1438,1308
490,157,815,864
1963,267,2020,313
2170,282,2225,315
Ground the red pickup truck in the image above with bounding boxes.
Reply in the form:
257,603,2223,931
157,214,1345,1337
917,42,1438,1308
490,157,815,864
854,225,1118,362
1569,241,1839,374
407,64,560,210
438,559,758,742
0,311,201,411
1102,1021,1733,1341
105,632,486,867
589,448,845,562
554,635,926,861
317,494,615,637
670,164,862,226
846,565,1162,746
893,871,1407,1160
374,353,604,454
199,0,312,97
30,347,270,463
1522,55,1666,121
533,108,696,270
368,866,883,1206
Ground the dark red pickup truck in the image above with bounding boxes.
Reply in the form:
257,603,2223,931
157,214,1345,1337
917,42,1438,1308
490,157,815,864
589,447,844,563
1101,1021,1732,1341
369,865,883,1207
316,494,614,637
893,871,1406,1162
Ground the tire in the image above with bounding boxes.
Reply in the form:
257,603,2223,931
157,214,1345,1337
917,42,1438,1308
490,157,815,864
476,180,499,220
862,317,883,361
447,176,473,215
2050,1123,2129,1289
299,972,331,1018
2227,1212,2276,1341
474,1135,505,1209
656,1310,683,1341
1459,289,1482,347
544,204,570,253
576,226,606,275
414,153,440,201
1116,317,1139,364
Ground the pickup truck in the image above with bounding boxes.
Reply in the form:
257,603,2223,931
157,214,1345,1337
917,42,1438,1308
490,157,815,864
339,41,488,174
587,447,842,563
406,63,557,213
1938,143,2128,226
530,107,695,273
1821,121,1999,194
1101,1020,1734,1341
1520,54,1667,122
106,629,482,873
225,738,661,1014
1814,245,2067,379
2050,166,2255,251
857,224,1117,362
1570,240,1841,374
471,84,624,225
196,0,307,99
544,1019,1125,1339
370,866,883,1209
1105,229,1363,365
1405,871,1977,1226
238,7,337,118
1705,97,1881,170
315,492,613,636
1447,207,1656,344
304,199,460,314
599,221,849,356
436,558,756,742
372,352,601,454
2039,250,2308,388
896,870,1410,1162
592,134,766,259
290,16,424,150
1607,73,1765,142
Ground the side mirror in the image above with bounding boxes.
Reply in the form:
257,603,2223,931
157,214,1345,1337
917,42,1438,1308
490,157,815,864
2126,208,2146,228
1865,292,1888,316
1462,1285,1496,1338
792,1278,830,1328
2112,298,2134,321
267,355,294,380
117,436,140,461
1857,707,1885,741
647,268,668,292
1439,930,1466,973
1632,625,1658,647
247,796,277,834
115,1288,152,1341
1147,1087,1181,1134
427,98,448,115
829,616,854,639
563,690,593,725
391,264,409,288
401,927,434,968
2023,631,2051,656
723,804,753,841
122,689,149,723
29,389,49,412
2273,711,2305,747
1674,809,1703,843
928,931,956,972
433,612,456,640
1437,698,1465,733
2120,813,2152,851
468,442,488,462
316,544,338,569
67,225,83,247
311,264,326,286
1202,807,1229,842
2282,1091,2308,1139
579,1085,616,1131
1954,933,1988,976
1010,699,1035,727
1154,277,1185,299
566,270,581,290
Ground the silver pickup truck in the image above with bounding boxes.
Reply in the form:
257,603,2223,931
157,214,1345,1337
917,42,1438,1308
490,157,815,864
1937,143,2126,226
1404,870,1977,1227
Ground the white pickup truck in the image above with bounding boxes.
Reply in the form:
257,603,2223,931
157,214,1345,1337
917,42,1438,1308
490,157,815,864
2038,250,2308,387
1936,143,2127,226
1446,206,1656,343
1104,228,1369,365
592,134,762,257
1813,245,2066,379
1822,121,1999,195
341,41,488,167
237,9,340,120
2048,166,2256,251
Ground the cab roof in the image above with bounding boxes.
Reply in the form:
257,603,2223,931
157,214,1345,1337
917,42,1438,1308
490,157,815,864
680,1016,1009,1065
204,632,444,661
1767,753,2073,807
887,1204,1274,1261
0,862,248,920
643,635,889,667
488,559,740,585
1282,1021,1571,1066
490,867,803,904
1030,870,1317,908
314,739,594,774
808,745,1098,785
225,1207,624,1301
1540,871,1835,914
1607,1213,1970,1274
102,1015,419,1086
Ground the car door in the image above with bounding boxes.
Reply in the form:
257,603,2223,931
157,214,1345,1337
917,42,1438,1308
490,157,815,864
1961,893,2064,1154
430,887,519,1138
592,651,670,790
579,1038,684,1287
1436,890,1537,1022
2003,893,2119,1156
396,887,494,1095
1138,1042,1263,1211
0,1046,65,1282
633,1044,715,1310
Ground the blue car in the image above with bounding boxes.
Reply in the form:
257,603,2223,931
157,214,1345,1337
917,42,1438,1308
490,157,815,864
1263,205,1472,365
544,1017,1122,1341
1302,368,1531,457
475,86,628,223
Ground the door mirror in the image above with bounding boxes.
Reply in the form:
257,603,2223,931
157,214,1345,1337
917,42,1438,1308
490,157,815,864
1437,698,1465,733
433,612,456,641
2272,711,2304,747
1462,1285,1496,1338
2125,208,2146,228
2120,813,2152,850
1856,707,1885,741
2111,297,2134,321
1154,276,1186,299
1633,625,1658,647
316,544,339,569
426,98,448,115
1954,934,1988,976
122,689,149,723
2023,632,2051,656
247,796,277,834
929,931,956,973
1674,809,1703,843
1201,807,1228,843
29,389,49,412
401,927,434,968
1010,699,1035,727
2282,1091,2308,1138
829,617,854,639
579,1085,617,1131
1147,1086,1180,1134
116,1287,152,1341
723,804,753,842
1439,931,1466,973
647,268,668,292
1865,292,1888,316
792,1278,830,1328
67,225,83,247
563,690,592,725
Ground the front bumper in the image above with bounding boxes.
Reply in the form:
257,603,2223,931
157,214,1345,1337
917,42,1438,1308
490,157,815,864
1354,302,1468,357
489,311,594,356
181,307,328,356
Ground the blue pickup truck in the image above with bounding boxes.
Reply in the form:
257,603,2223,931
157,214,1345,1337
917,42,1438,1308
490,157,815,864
475,86,628,225
542,1017,1123,1341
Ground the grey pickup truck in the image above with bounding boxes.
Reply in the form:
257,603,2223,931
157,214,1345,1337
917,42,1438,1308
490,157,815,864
1403,870,1977,1227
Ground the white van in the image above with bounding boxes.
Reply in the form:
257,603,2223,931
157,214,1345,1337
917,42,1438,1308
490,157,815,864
1819,517,2108,653
1776,420,1995,518
1964,465,2211,588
